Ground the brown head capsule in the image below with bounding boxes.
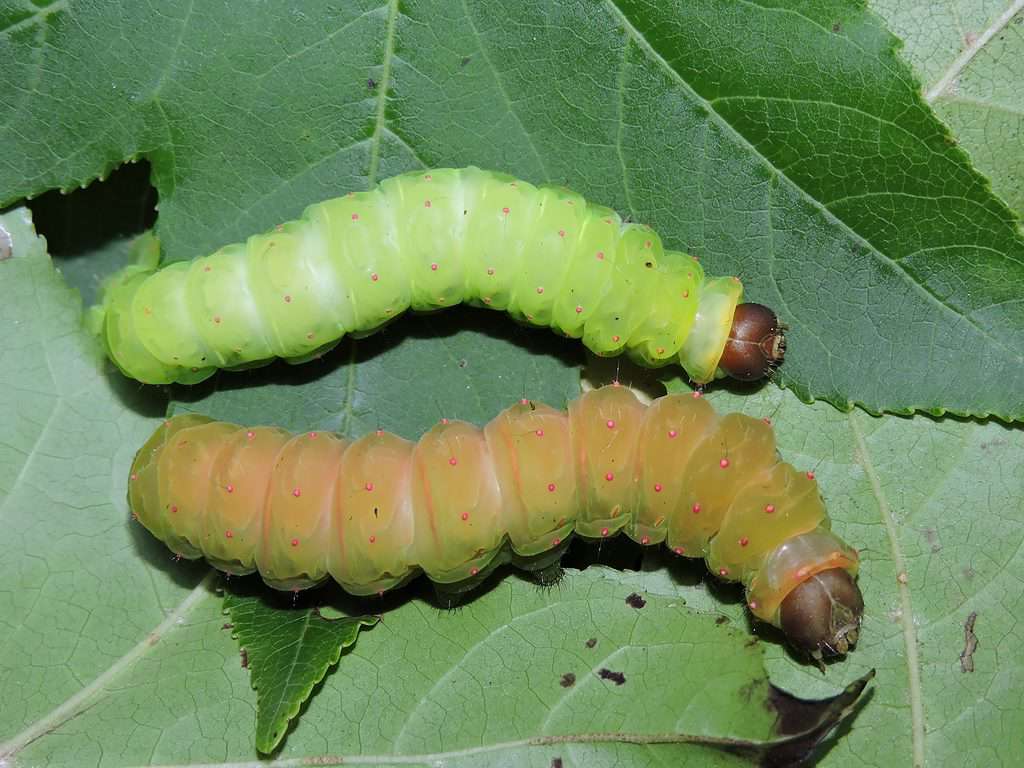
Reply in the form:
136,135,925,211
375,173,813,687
779,568,864,665
718,303,786,381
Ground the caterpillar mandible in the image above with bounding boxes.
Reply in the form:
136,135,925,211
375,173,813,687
129,385,862,661
95,167,784,386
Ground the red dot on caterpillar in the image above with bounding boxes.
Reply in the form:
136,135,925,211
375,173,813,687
606,419,615,429
371,273,379,282
739,537,749,547
225,530,233,539
668,429,678,438
292,488,301,497
226,484,234,493
692,503,701,514
553,537,561,546
547,483,556,492
520,398,529,405
654,483,663,492
291,538,299,547
612,335,621,343
170,505,178,514
692,390,702,398
601,527,610,537
536,286,544,294
448,457,457,466
130,473,137,481
674,546,684,555
718,568,729,577
441,418,450,425
470,567,479,576
575,305,583,314
605,472,614,481
749,600,759,611
641,535,650,545
558,229,565,237
430,263,438,271
596,251,605,260
375,429,384,436
246,431,255,439
461,512,469,521
365,482,374,491
719,458,730,468
351,213,359,221
762,417,772,425
502,207,510,215
368,535,376,544
765,504,775,514
535,429,544,437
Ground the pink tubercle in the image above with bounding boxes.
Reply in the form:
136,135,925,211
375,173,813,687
558,229,566,238
739,537,749,547
371,273,379,282
502,207,510,215
553,537,561,546
640,535,650,545
668,429,678,438
806,471,816,480
749,600,759,611
606,419,615,429
291,538,300,547
130,473,138,481
170,505,178,514
601,527,610,537
764,504,775,514
612,334,621,343
654,483,663,493
225,530,234,539
449,457,458,466
691,503,701,514
470,567,480,576
604,472,614,482
547,483,556,492
369,535,376,544
718,568,729,577
246,431,255,440
536,286,544,294
535,429,544,437
351,213,359,221
762,417,772,425
673,546,684,555
575,305,583,314
461,512,469,521
719,458,730,469
596,251,605,260
520,398,529,405
365,482,374,491
441,418,450,425
292,487,302,498
430,262,439,271
226,484,235,494
692,390,702,398
309,431,318,439
375,429,384,436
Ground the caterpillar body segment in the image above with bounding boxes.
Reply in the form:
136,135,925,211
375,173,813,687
95,167,785,386
129,386,861,658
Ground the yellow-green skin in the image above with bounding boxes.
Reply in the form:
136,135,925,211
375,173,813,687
96,167,744,385
129,386,858,628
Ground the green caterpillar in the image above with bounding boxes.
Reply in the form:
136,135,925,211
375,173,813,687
94,167,785,385
130,386,862,660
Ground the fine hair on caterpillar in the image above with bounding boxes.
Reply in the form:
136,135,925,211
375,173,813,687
92,167,785,387
129,385,862,661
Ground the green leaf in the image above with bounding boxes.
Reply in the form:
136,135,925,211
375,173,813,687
2,1,1022,419
872,0,1024,216
223,590,377,754
2,206,1023,766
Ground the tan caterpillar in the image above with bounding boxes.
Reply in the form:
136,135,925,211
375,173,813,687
129,385,862,660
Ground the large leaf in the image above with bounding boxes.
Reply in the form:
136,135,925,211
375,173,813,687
873,0,1024,216
3,208,1022,766
1,1,1023,419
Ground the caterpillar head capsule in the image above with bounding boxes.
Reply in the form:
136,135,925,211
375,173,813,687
779,568,864,665
718,303,786,381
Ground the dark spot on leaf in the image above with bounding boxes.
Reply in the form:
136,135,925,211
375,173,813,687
373,506,379,518
598,668,626,685
832,22,841,33
221,623,234,630
960,611,978,673
625,592,646,609
367,78,377,89
461,56,472,66
240,649,249,669
585,637,597,648
559,672,576,688
644,261,653,268
715,615,729,625
457,358,468,368
551,759,563,768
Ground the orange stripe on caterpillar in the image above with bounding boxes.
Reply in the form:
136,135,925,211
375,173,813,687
128,386,861,660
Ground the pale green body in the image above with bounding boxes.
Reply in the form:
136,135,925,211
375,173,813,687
97,167,743,385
